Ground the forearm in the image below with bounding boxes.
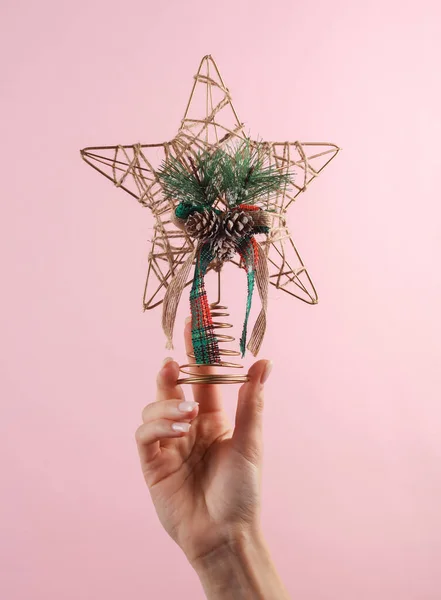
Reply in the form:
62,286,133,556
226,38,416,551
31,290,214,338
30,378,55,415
192,529,290,600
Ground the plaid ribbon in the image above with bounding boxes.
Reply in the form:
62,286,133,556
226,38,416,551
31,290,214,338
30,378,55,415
190,243,221,364
163,204,269,366
236,235,259,357
190,234,260,365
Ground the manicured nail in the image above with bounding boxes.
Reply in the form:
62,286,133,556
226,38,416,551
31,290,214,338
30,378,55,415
171,422,191,433
178,401,198,413
185,316,191,325
162,357,173,366
261,360,273,384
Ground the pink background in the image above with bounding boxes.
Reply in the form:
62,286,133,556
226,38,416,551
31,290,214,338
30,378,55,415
2,1,441,598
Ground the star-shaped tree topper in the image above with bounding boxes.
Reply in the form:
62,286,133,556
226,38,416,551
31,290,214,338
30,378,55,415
80,55,339,360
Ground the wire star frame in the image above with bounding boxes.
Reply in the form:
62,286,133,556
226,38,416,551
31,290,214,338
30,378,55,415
80,55,340,383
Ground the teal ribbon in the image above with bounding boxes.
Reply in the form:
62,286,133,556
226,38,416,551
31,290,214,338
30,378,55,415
189,236,259,365
189,243,220,365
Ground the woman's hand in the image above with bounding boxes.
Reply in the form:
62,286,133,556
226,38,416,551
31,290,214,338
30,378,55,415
135,319,272,565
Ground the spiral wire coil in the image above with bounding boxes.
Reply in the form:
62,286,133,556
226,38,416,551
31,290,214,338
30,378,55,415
177,271,249,385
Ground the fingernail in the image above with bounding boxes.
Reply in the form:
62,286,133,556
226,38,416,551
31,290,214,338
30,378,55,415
261,360,273,384
171,422,191,433
185,316,191,324
178,401,198,413
162,357,173,366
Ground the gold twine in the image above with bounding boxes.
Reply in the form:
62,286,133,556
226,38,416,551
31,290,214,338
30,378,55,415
162,245,198,349
247,242,269,356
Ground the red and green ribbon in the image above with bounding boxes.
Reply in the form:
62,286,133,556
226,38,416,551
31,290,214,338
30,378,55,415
189,234,261,365
189,243,221,365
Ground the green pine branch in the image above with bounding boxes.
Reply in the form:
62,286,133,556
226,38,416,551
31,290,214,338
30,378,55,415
156,148,225,209
222,139,293,207
156,139,293,211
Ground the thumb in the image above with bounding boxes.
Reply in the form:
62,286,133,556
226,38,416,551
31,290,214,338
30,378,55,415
232,359,273,464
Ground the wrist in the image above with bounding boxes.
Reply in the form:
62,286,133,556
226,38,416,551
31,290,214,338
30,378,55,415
191,526,265,572
191,527,289,599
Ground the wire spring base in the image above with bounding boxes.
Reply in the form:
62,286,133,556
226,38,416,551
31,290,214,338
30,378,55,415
177,301,249,385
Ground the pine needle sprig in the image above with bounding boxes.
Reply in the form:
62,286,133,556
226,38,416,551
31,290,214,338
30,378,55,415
156,149,225,208
222,139,293,207
157,139,293,212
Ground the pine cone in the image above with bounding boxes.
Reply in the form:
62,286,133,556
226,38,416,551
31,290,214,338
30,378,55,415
211,236,236,262
185,209,221,241
222,210,253,241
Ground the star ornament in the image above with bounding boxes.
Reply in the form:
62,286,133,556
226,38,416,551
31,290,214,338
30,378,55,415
80,55,340,367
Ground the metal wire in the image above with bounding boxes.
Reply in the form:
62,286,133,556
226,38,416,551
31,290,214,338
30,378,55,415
177,270,249,385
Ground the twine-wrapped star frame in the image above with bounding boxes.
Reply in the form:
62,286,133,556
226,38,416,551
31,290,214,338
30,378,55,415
81,55,340,384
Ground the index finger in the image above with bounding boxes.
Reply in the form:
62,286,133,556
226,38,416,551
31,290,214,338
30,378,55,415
156,358,185,403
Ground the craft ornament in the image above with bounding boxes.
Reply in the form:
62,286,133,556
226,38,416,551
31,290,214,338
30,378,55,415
157,140,290,364
80,55,340,384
